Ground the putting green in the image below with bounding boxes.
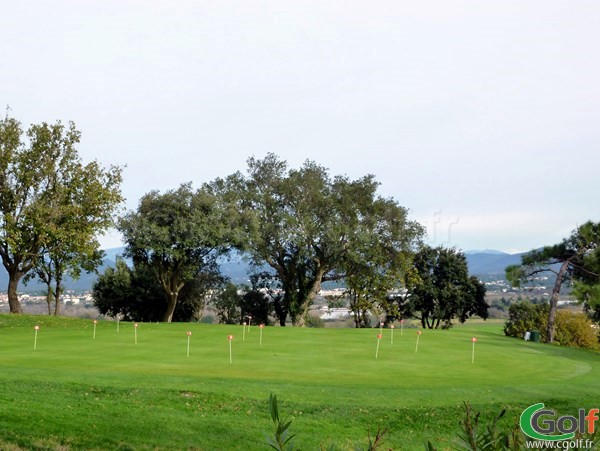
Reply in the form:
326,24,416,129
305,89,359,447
0,315,598,449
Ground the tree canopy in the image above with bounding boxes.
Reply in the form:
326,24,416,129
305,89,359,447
208,154,424,326
0,113,122,313
118,183,229,322
506,221,600,342
404,245,488,329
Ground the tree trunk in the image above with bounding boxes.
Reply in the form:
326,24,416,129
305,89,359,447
294,269,325,327
46,288,53,315
162,292,178,322
7,273,23,313
546,260,570,343
53,276,63,316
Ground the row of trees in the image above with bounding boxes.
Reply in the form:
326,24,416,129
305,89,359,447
94,153,489,328
0,112,123,315
6,112,596,336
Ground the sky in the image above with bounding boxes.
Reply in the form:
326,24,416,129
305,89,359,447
1,1,599,254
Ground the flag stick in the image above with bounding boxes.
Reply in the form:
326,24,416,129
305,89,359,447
375,334,382,359
390,325,395,345
33,325,39,350
187,331,192,357
415,331,421,353
93,320,97,340
228,335,233,364
259,324,264,346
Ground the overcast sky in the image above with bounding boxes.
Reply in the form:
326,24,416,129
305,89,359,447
1,1,598,253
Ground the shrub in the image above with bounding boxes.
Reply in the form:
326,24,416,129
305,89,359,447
554,310,599,350
305,315,325,328
503,301,548,341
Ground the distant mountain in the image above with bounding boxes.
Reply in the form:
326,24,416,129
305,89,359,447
464,250,524,276
464,249,510,255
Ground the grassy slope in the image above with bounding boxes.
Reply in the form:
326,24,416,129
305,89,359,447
0,315,598,450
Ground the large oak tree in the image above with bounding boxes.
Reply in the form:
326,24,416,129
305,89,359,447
119,183,228,322
404,245,488,329
209,154,424,326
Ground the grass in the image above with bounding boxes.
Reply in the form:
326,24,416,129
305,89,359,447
0,315,598,450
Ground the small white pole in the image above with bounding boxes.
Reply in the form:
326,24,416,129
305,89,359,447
259,324,264,346
33,325,39,350
401,319,404,336
228,335,233,364
242,321,246,342
375,333,382,359
93,320,97,340
186,331,192,357
134,323,138,345
472,337,477,364
117,316,120,333
415,330,421,353
390,324,395,345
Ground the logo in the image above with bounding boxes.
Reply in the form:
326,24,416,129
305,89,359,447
520,403,599,441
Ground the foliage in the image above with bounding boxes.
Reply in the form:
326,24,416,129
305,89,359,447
305,314,325,328
503,301,548,341
452,402,523,451
505,221,600,342
93,259,219,322
240,288,273,326
119,183,229,322
573,280,600,322
404,246,488,329
0,112,122,314
553,310,599,350
504,301,598,349
265,393,296,451
212,282,242,324
208,154,423,326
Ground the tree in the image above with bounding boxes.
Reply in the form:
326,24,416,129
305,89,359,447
208,154,423,326
506,221,600,342
405,245,488,329
0,113,122,313
26,157,123,315
118,184,228,322
93,258,220,322
212,282,242,324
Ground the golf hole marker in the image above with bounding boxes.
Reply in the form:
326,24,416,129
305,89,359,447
375,333,382,359
472,337,477,363
93,320,97,340
400,319,404,336
259,324,264,347
228,335,233,364
390,324,395,345
242,321,246,342
33,325,40,350
415,330,422,353
134,323,138,345
186,331,192,357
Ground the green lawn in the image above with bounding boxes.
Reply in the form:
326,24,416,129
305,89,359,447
0,315,598,450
